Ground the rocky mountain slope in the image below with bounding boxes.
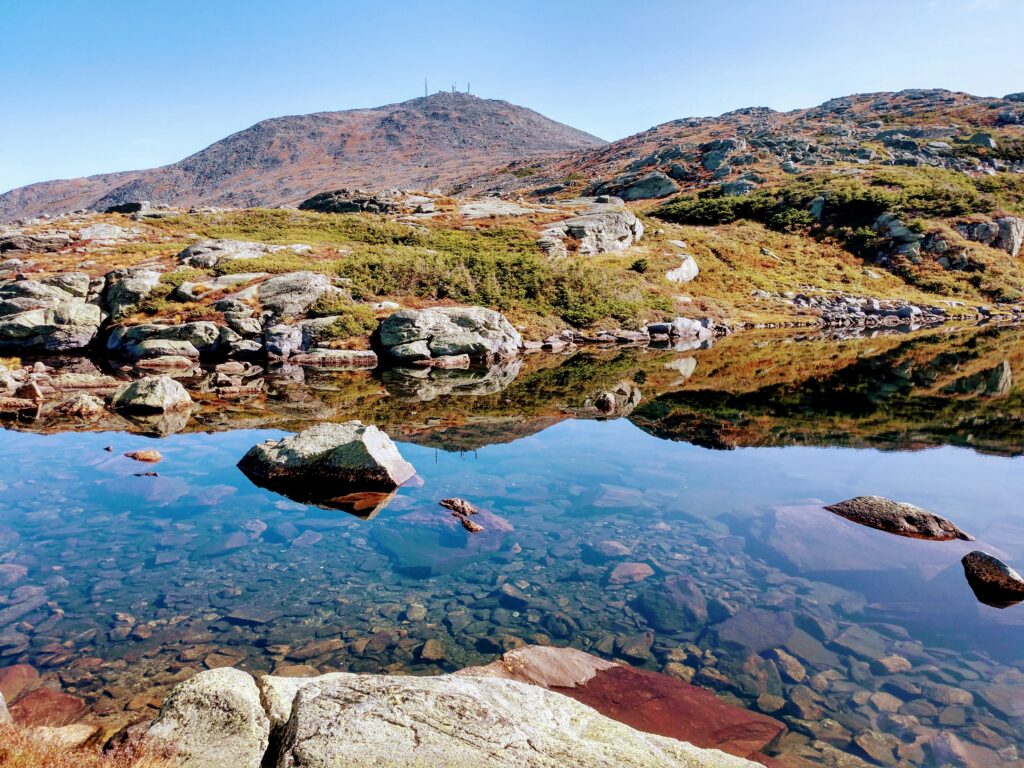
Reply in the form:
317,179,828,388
461,88,1024,199
0,92,605,221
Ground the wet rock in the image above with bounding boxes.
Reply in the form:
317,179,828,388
8,687,87,727
237,421,416,505
961,550,1024,607
608,561,655,584
635,574,707,631
824,495,972,541
460,646,784,761
378,306,522,364
147,667,269,768
110,375,193,413
276,673,757,767
0,664,39,701
714,610,795,654
124,450,162,463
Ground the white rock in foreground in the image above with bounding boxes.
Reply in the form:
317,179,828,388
147,667,269,768
275,673,760,768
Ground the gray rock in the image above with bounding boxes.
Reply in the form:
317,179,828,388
110,375,193,413
0,691,10,724
996,217,1024,258
103,267,163,319
274,673,759,768
546,210,644,255
264,324,303,359
107,321,222,359
378,307,522,364
258,272,336,318
824,496,972,541
0,279,103,351
173,272,267,302
237,421,416,493
0,231,73,253
177,239,310,268
967,132,997,149
147,667,269,768
962,551,1024,607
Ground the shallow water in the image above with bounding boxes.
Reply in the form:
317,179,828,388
2,325,1024,765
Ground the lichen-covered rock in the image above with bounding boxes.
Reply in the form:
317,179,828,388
275,673,760,768
0,279,103,351
545,210,644,255
258,272,337,318
962,550,1024,607
237,421,415,494
378,307,522,364
107,321,222,359
147,667,269,768
177,239,310,268
824,495,972,541
109,375,193,413
103,267,163,319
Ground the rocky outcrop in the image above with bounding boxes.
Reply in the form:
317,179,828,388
177,239,311,268
0,231,73,254
0,278,103,351
103,267,162,319
109,375,193,413
592,171,680,201
275,673,758,768
107,321,223,360
646,317,715,342
378,306,522,365
957,216,1024,258
299,189,401,214
824,495,972,541
147,667,269,768
544,210,644,255
961,550,1024,608
257,272,337,318
237,422,416,501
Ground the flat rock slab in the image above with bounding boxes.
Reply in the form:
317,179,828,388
824,496,972,541
459,646,783,762
8,687,87,727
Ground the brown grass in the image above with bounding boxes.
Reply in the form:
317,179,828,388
0,725,172,768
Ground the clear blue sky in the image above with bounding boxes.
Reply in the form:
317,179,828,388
2,0,1021,192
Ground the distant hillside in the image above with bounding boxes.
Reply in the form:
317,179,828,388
458,88,1024,199
0,92,605,221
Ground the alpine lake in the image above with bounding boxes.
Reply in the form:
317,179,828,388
2,323,1024,767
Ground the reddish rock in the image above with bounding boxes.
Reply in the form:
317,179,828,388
9,687,87,726
607,562,655,585
461,645,785,761
0,663,39,702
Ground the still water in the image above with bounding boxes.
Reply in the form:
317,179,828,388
1,326,1023,766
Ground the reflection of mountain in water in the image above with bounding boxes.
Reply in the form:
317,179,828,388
4,325,1024,456
630,327,1024,456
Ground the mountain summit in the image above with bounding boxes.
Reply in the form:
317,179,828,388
0,92,605,220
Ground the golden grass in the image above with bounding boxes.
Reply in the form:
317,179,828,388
0,725,172,768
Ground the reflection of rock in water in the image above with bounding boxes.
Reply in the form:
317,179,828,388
664,356,697,386
943,359,1012,398
580,381,642,419
382,359,523,402
962,551,1024,609
123,408,193,436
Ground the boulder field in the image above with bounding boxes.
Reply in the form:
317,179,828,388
141,646,774,767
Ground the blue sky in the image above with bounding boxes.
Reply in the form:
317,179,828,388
1,0,1021,192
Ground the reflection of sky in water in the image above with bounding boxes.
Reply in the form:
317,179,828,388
3,414,1024,759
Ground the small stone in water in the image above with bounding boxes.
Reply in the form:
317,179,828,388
608,562,655,584
124,450,162,463
440,498,478,516
458,515,484,534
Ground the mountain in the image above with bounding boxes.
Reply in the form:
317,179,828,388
0,92,605,221
458,88,1024,198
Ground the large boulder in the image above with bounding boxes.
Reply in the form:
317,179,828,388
824,495,972,541
147,667,269,768
0,279,102,351
257,272,336,318
237,422,416,500
107,321,222,359
460,646,784,762
109,375,193,413
103,267,163,319
378,307,522,364
546,210,644,255
275,673,760,768
0,232,73,254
